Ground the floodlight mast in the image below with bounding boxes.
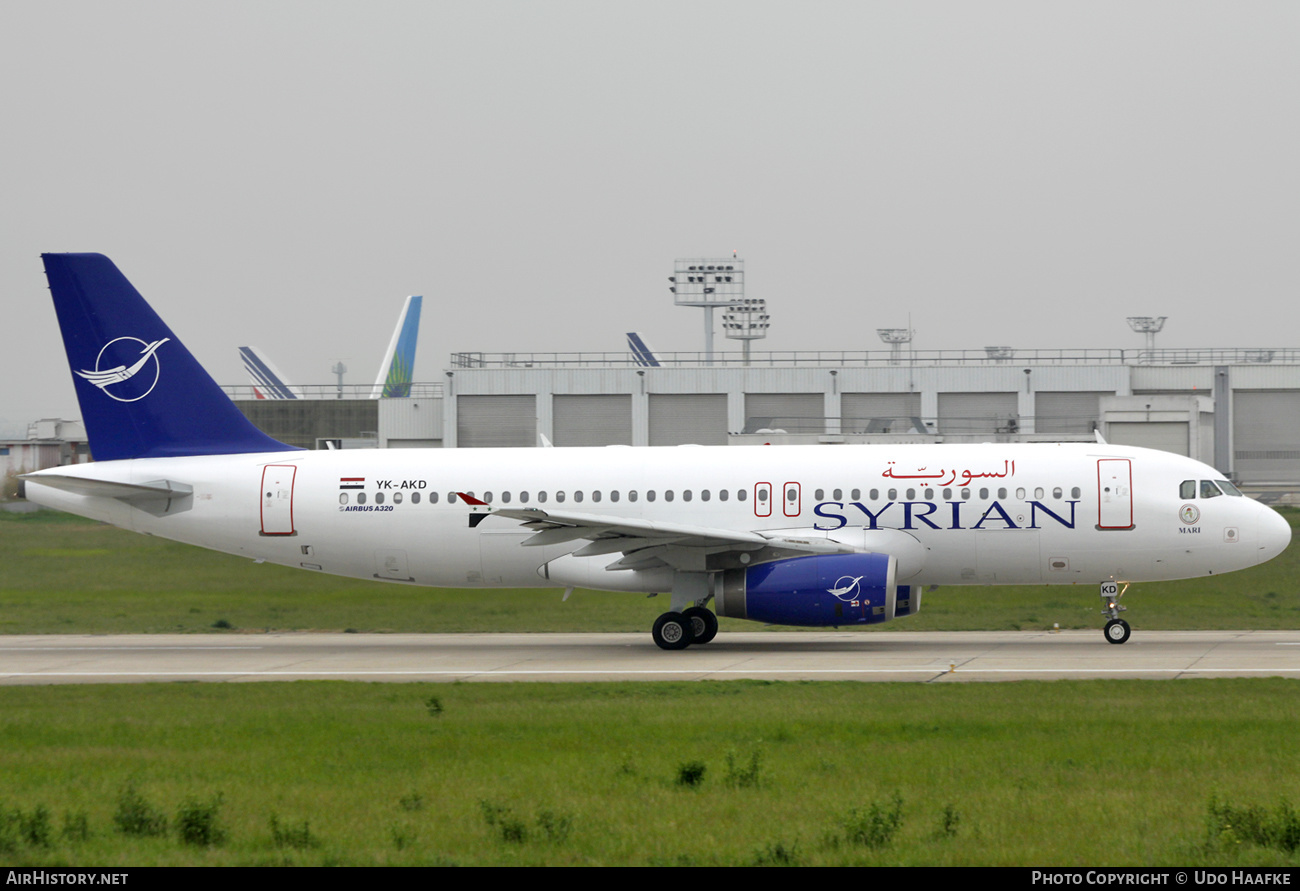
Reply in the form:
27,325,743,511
1127,316,1167,353
877,328,913,365
722,298,770,366
670,258,745,364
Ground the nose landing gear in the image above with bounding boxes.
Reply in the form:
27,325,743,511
1100,581,1130,644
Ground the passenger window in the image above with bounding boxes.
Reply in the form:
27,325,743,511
519,491,529,503
815,488,825,500
737,489,747,502
997,488,1007,499
942,488,952,500
1034,487,1044,499
961,488,970,499
887,488,897,500
358,492,367,505
924,488,934,500
339,493,348,505
629,490,638,502
719,489,728,502
430,491,438,504
701,490,710,501
1071,487,1081,499
851,488,860,500
665,490,675,502
501,491,511,503
1016,487,1026,499
393,492,402,504
833,488,842,500
870,489,879,500
412,492,421,504
592,491,601,502
757,489,767,502
683,490,692,502
647,490,656,502
574,491,583,503
1053,487,1062,499
1180,480,1196,499
1200,480,1223,499
610,491,619,502
556,491,566,502
906,488,915,500
538,491,547,503
979,488,988,500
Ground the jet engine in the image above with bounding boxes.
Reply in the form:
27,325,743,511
716,553,917,627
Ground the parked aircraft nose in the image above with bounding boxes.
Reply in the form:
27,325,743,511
1257,503,1292,563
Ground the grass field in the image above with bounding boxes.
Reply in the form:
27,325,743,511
1,680,1300,866
2,507,1299,866
2,507,1299,635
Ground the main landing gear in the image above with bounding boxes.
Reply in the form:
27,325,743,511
1099,580,1130,645
651,607,719,650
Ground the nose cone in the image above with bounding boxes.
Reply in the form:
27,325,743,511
1257,504,1292,564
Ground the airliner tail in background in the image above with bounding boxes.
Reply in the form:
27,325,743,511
627,332,661,367
238,346,302,400
372,295,423,398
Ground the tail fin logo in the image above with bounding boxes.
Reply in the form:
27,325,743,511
75,337,170,403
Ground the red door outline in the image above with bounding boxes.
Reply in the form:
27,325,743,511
260,464,297,535
1097,458,1133,529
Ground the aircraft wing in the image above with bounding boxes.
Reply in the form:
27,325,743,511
483,505,857,572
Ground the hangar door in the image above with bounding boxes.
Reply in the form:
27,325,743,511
553,395,632,446
1234,391,1300,484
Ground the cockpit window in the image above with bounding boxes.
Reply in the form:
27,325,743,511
1217,480,1244,497
1200,480,1223,499
1180,480,1196,500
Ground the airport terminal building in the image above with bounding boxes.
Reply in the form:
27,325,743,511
227,346,1300,489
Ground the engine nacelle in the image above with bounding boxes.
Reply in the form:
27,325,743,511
717,553,917,627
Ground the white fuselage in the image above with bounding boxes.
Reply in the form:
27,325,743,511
26,442,1291,595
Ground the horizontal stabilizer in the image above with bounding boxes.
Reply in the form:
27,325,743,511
24,473,193,517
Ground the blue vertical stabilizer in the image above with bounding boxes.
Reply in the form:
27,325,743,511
42,253,300,460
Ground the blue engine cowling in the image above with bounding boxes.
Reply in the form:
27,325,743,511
717,553,914,627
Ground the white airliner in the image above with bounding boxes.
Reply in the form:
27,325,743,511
26,254,1292,649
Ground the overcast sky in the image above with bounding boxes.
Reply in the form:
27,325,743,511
3,1,1298,436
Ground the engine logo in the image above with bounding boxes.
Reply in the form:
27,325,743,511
827,575,863,602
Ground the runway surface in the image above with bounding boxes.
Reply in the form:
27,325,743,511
2,630,1300,684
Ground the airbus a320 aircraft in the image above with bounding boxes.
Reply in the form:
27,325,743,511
26,254,1292,649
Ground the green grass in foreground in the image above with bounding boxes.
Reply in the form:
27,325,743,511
1,507,1298,634
1,680,1299,866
